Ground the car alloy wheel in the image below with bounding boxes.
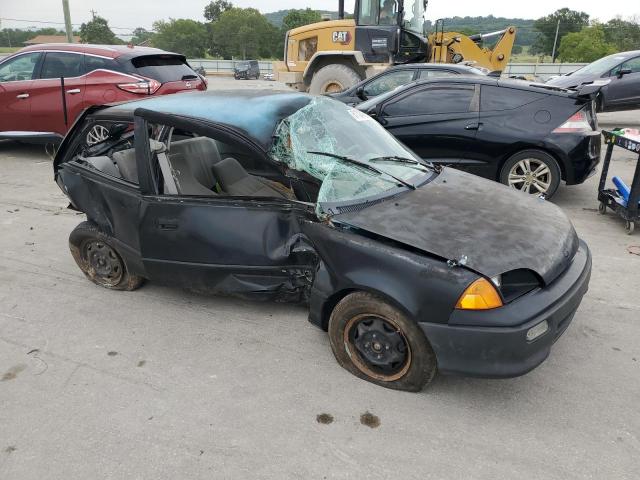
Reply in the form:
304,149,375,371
344,314,412,382
507,158,552,195
86,124,110,146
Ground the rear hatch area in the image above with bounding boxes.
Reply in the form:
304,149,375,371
123,54,206,93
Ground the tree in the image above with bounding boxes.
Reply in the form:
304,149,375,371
281,9,321,33
0,27,64,48
531,8,590,60
131,27,154,46
204,0,233,22
603,16,640,52
79,15,118,44
152,19,208,57
209,8,280,59
558,25,617,62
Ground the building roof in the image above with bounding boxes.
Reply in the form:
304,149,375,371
24,35,81,45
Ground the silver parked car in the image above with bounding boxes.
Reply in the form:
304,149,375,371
547,50,640,112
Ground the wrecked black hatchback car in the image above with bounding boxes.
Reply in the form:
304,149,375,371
54,91,592,391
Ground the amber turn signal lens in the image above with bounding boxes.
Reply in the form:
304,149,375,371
456,278,503,310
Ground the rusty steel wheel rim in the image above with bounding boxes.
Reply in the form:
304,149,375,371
323,81,344,94
82,239,123,287
343,313,412,382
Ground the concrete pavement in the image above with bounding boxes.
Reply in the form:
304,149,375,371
598,109,640,128
0,83,639,479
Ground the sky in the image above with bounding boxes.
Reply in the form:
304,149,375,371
1,0,638,35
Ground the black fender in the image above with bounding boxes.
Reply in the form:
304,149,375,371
303,222,478,331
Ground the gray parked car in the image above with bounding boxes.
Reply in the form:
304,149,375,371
547,50,640,112
234,60,260,80
328,63,488,106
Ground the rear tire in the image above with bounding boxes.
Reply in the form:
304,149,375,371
500,150,561,199
69,222,143,291
309,64,362,95
328,292,437,392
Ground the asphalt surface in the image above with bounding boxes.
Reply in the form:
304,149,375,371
598,109,640,128
1,78,639,479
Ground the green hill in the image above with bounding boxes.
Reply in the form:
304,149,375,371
265,10,345,27
425,16,537,46
265,11,538,46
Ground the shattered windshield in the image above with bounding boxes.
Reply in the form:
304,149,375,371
270,96,432,217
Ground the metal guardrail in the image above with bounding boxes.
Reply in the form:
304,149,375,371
502,62,587,81
190,60,586,80
0,53,584,80
188,59,274,75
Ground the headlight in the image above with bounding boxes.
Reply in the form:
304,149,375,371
456,278,503,310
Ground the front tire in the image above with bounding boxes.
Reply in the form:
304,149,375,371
328,292,437,392
500,150,561,198
69,222,143,291
309,64,361,95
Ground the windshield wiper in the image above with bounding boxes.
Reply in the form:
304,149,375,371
370,155,430,169
307,151,416,190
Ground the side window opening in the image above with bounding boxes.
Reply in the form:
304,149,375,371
40,52,84,79
618,57,640,74
0,52,41,81
480,85,542,112
149,126,299,200
364,70,415,97
420,69,457,79
383,85,475,116
84,55,119,75
70,120,139,185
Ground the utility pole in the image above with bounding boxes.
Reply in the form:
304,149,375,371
551,19,560,63
62,0,74,43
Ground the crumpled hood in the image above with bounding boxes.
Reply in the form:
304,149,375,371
546,73,593,89
335,168,579,285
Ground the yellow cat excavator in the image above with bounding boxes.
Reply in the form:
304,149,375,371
274,0,516,94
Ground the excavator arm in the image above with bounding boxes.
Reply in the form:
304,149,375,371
428,26,516,73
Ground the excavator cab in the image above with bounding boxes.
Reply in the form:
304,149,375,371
354,0,428,64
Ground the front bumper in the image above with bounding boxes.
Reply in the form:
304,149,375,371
419,240,592,378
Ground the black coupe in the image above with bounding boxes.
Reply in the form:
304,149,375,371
357,77,602,198
54,91,591,391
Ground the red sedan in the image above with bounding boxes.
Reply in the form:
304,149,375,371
0,43,207,144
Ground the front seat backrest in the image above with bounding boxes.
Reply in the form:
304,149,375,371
170,137,221,188
85,156,121,178
112,148,138,183
169,153,217,196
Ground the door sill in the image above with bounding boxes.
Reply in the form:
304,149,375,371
0,131,63,144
